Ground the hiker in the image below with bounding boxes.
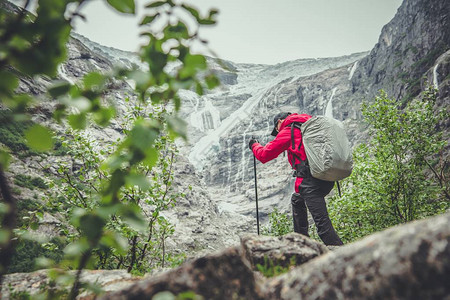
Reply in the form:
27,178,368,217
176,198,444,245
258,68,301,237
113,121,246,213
248,112,343,246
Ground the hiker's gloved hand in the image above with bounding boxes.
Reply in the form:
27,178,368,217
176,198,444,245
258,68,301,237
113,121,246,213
248,137,258,150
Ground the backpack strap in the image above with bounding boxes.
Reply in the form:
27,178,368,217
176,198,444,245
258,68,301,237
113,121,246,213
290,122,303,151
290,122,308,173
290,123,296,150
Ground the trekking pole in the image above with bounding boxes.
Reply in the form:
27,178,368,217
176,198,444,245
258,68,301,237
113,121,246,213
253,154,260,235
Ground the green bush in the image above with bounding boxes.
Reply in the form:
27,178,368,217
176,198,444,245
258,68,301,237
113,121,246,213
14,174,48,190
8,290,31,300
16,198,41,227
7,238,65,273
262,208,293,237
0,110,33,153
329,88,449,243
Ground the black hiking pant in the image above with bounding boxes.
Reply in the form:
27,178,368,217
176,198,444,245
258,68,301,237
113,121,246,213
291,176,343,246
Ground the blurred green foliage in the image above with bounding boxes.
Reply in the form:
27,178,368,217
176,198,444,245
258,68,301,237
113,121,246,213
0,110,38,157
0,0,220,298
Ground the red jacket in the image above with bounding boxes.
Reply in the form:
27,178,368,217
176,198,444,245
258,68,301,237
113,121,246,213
252,113,312,193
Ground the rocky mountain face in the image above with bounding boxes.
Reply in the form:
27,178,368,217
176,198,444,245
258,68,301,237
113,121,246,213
351,0,450,104
184,0,450,222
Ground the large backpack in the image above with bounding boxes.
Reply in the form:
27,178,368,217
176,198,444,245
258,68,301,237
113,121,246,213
291,116,353,181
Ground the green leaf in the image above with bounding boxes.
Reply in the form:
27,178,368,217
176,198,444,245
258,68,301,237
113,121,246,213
181,4,200,21
173,95,181,111
208,8,219,18
195,82,204,96
140,13,160,25
106,0,135,14
146,1,166,8
8,36,32,51
100,231,128,255
165,21,190,40
35,257,54,269
178,54,207,79
143,147,159,168
166,115,187,140
0,149,11,169
185,54,207,70
129,69,152,90
125,173,151,190
198,19,216,25
0,70,18,97
68,113,87,130
0,229,11,244
30,222,39,230
104,154,130,171
69,97,92,112
5,94,33,112
79,213,105,240
205,74,220,89
93,107,115,127
25,124,54,152
119,204,147,233
48,80,72,98
152,291,176,300
129,121,158,153
64,240,90,256
83,72,106,90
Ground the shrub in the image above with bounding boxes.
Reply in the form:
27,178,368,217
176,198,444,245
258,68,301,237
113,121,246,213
329,88,449,243
262,208,293,236
7,238,65,273
14,174,48,190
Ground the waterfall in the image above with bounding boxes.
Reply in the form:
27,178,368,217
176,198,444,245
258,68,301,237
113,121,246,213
325,88,337,118
241,119,253,182
433,64,439,89
57,65,75,85
348,61,359,80
227,144,232,192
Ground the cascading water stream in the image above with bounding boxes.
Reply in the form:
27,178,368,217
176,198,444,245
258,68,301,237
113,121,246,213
433,64,439,89
325,88,337,118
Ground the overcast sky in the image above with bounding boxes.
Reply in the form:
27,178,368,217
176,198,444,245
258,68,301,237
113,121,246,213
71,0,403,65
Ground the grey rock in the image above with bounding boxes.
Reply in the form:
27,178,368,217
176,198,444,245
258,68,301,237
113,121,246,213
241,233,328,271
1,269,139,299
100,247,264,300
264,212,450,300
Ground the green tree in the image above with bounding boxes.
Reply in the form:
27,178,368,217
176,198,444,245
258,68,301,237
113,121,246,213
329,88,449,243
36,103,184,275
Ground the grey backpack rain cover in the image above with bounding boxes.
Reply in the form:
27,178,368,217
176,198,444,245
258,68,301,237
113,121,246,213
301,116,353,181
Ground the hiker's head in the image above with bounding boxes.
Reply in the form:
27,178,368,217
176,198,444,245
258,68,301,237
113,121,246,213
270,112,291,136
